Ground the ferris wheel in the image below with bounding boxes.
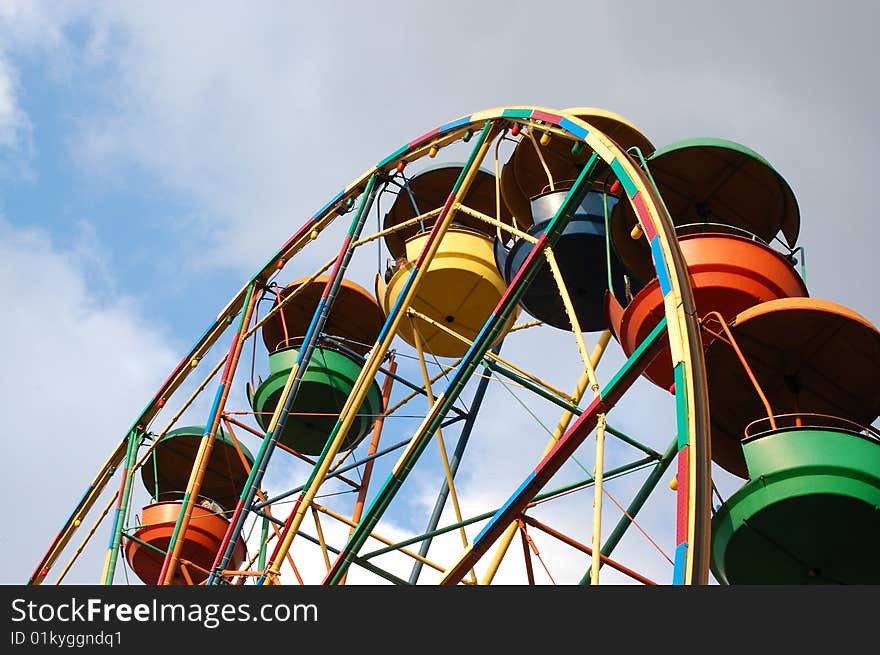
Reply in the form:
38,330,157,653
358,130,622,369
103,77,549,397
29,106,880,586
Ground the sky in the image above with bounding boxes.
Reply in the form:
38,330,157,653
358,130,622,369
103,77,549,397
1,1,878,586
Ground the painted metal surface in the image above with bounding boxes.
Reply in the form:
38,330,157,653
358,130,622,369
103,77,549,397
32,106,712,586
497,188,630,331
157,281,259,585
124,500,247,585
208,174,381,584
140,426,254,511
611,137,800,283
261,275,385,355
705,296,880,476
711,427,880,584
249,346,383,455
258,121,502,585
500,107,654,230
381,163,509,260
377,227,518,357
606,232,808,393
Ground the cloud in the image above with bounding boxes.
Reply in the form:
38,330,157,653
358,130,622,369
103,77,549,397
0,59,22,145
0,217,178,583
0,56,32,176
6,1,880,311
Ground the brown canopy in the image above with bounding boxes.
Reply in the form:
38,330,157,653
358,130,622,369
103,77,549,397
705,297,880,477
610,137,801,283
261,275,384,355
500,107,654,230
382,163,509,260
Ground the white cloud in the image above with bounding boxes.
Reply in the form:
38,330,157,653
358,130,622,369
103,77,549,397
0,217,178,583
0,56,32,175
0,59,21,145
5,1,880,315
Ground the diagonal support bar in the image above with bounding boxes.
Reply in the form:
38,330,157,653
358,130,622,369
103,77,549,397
323,151,603,585
438,316,668,584
258,121,498,584
208,173,381,584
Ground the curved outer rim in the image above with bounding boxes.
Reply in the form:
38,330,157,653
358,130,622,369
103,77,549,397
34,106,711,586
499,106,654,232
